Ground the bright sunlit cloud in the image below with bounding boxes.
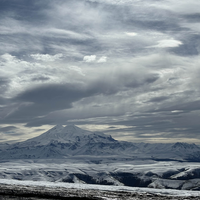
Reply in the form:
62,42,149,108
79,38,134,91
83,55,97,62
125,32,138,36
149,39,183,48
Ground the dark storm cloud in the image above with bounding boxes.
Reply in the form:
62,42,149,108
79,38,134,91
7,83,98,120
1,80,117,124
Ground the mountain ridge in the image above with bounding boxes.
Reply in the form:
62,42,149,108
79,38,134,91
0,124,200,161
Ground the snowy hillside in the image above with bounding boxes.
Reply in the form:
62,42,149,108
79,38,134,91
0,159,200,191
0,178,200,199
0,124,200,161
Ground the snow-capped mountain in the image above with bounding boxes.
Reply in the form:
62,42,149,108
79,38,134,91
0,124,200,161
0,125,137,159
19,124,116,146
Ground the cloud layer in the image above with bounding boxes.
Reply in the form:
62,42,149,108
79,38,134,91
0,0,200,143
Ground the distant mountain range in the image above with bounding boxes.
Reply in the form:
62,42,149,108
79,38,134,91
1,124,200,161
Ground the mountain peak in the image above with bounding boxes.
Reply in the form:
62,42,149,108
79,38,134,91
62,124,92,138
52,124,64,129
172,142,199,150
52,124,78,130
20,124,116,147
65,124,78,129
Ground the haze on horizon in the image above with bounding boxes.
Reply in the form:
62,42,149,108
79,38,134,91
0,0,200,144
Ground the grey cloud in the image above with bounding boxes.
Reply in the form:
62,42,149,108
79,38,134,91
0,62,160,127
171,34,200,56
0,1,95,55
125,74,159,88
25,118,56,127
31,76,50,82
0,77,9,86
2,80,118,124
104,111,200,141
9,83,97,119
34,128,45,132
151,100,200,113
0,0,50,24
183,14,200,22
108,126,116,129
110,5,184,34
90,70,159,94
16,84,91,103
0,35,44,55
0,77,10,94
0,0,188,63
148,96,169,103
0,126,17,133
0,97,6,105
0,0,179,57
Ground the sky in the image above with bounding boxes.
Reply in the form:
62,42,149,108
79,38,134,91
0,0,200,144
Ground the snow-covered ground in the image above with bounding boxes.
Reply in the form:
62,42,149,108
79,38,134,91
0,159,200,191
0,178,200,198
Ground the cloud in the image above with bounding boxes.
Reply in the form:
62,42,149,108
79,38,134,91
97,56,107,63
125,32,137,36
68,66,85,76
0,126,17,133
31,76,50,82
0,77,10,94
83,55,107,63
153,0,200,15
1,79,119,125
147,96,169,103
149,39,183,48
83,55,96,62
30,54,63,62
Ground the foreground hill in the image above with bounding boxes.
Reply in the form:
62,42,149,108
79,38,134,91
0,179,200,199
0,124,200,161
1,158,200,190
